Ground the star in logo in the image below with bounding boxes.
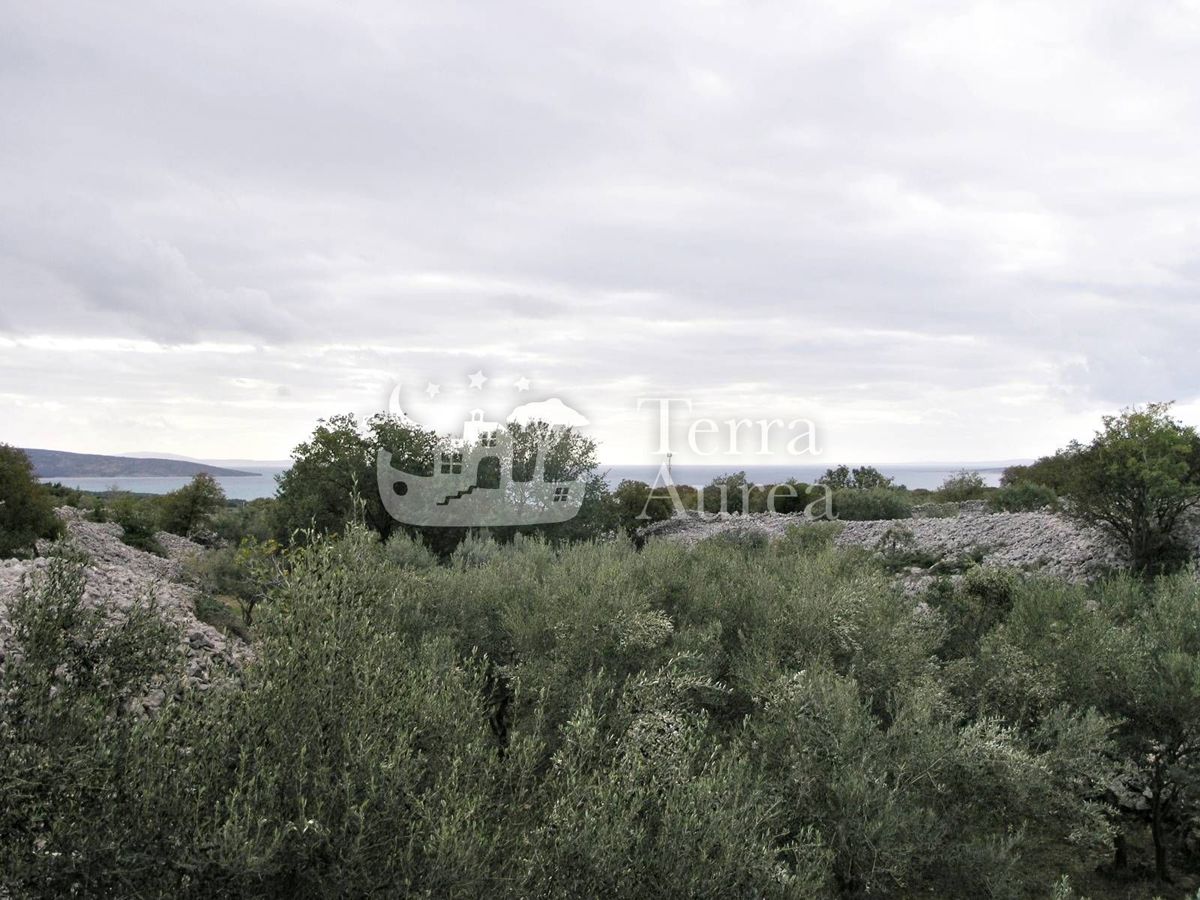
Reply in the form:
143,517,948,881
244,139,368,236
468,369,488,390
514,376,531,392
425,382,440,398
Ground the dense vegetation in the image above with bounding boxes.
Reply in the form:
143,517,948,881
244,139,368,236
0,444,63,557
7,404,1200,896
3,525,1200,897
10,402,1197,572
1002,404,1200,575
272,413,617,554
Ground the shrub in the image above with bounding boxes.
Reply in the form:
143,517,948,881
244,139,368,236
39,482,84,507
108,494,166,556
818,464,896,490
958,571,1200,882
383,531,439,570
183,537,283,629
701,471,753,515
613,478,674,534
451,530,505,569
989,481,1058,512
0,548,178,895
274,413,609,551
874,525,940,571
1001,451,1081,492
834,487,912,521
183,545,246,598
912,501,960,518
0,445,62,558
928,566,1018,660
935,469,987,502
211,497,277,544
763,479,811,514
701,525,770,552
1060,403,1200,575
778,521,844,553
3,522,1186,895
193,591,250,641
158,473,226,538
87,495,108,522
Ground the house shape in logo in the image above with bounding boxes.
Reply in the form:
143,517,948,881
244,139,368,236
378,409,586,527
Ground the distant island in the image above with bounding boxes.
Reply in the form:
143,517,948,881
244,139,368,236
23,448,258,478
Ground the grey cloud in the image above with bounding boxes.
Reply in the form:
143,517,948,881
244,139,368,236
1,0,1199,460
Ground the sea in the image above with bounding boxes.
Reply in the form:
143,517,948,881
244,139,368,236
42,463,1005,501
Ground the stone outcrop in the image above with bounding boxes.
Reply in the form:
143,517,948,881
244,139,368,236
0,507,250,711
642,509,1137,582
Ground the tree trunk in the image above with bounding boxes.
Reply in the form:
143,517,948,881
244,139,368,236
1112,830,1127,870
1151,763,1171,882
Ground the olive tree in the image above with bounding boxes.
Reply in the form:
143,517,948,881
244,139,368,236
0,444,61,558
818,464,895,491
1062,403,1200,574
274,413,608,552
158,472,227,538
936,469,987,502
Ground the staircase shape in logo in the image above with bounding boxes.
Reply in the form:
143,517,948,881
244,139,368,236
436,483,479,506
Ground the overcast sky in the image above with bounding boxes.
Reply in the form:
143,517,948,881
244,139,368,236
2,0,1199,465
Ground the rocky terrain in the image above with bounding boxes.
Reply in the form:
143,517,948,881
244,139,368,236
0,507,250,712
642,506,1136,582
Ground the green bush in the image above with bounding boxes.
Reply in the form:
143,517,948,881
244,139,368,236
6,523,1198,895
274,412,611,552
913,501,960,518
1009,403,1200,575
0,445,62,558
183,544,245,597
833,487,912,521
0,548,178,894
87,495,108,522
158,473,226,538
928,566,1018,660
819,465,896,490
39,481,84,507
873,525,939,571
450,530,505,569
209,497,277,544
383,531,439,569
764,479,812,514
935,469,988,502
182,539,282,633
701,525,770,552
613,478,675,534
701,470,753,514
989,481,1058,512
777,521,844,553
108,493,166,556
954,571,1200,881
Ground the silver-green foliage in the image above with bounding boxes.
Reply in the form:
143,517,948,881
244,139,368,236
2,527,1174,897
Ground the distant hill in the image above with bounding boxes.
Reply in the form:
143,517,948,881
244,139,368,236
22,448,258,478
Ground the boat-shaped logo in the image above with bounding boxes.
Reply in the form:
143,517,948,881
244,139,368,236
378,408,586,526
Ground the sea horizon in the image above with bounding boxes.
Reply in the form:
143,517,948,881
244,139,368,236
41,460,1011,501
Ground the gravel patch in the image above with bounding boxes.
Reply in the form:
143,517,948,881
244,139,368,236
641,509,1136,582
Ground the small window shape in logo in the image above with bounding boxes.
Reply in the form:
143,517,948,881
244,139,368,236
440,451,464,474
552,486,570,502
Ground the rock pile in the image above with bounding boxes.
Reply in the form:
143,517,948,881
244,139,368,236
0,507,250,710
642,509,1135,582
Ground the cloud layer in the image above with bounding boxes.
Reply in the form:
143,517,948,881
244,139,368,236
2,0,1199,463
